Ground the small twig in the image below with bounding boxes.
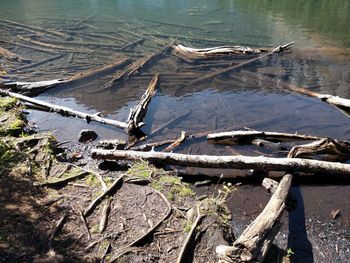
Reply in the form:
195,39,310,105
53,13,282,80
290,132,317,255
100,242,111,263
163,131,186,152
84,175,124,217
49,212,68,248
99,199,111,233
35,171,89,187
78,209,91,240
109,190,172,262
176,205,204,263
72,164,107,191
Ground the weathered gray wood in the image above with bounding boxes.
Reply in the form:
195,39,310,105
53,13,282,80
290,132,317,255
0,89,127,129
91,149,350,176
216,174,292,263
190,42,293,85
288,138,350,158
126,73,159,134
0,46,31,63
207,130,321,143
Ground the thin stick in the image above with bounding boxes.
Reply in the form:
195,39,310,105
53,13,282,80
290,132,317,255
164,131,186,152
109,190,172,262
84,175,124,217
0,89,127,129
49,212,68,248
130,138,176,151
99,199,111,233
35,171,89,187
10,54,66,73
176,205,204,263
151,112,190,135
190,42,293,85
78,209,91,240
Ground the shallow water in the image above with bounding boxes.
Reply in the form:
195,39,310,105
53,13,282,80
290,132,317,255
1,1,350,262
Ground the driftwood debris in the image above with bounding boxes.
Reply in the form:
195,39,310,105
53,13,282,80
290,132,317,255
130,138,176,151
287,138,350,159
241,70,350,116
0,89,127,129
91,149,350,176
173,44,268,61
207,130,321,144
126,73,159,134
164,131,187,152
216,174,292,262
2,79,67,96
0,46,31,63
10,53,66,73
103,41,173,89
109,190,172,262
189,42,294,85
84,175,124,217
99,199,111,233
176,205,204,263
35,171,89,187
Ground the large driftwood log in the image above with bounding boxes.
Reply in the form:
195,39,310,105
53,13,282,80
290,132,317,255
172,44,269,61
189,42,293,85
0,89,127,129
207,130,321,144
103,41,173,89
288,138,350,158
216,174,292,263
125,74,159,134
91,149,350,176
3,57,131,96
241,70,350,116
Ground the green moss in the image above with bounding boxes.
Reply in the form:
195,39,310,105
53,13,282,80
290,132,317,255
151,180,164,191
62,167,84,179
165,192,174,201
172,185,195,197
84,173,100,187
181,220,193,232
0,97,17,111
90,224,99,234
159,175,181,184
127,160,158,178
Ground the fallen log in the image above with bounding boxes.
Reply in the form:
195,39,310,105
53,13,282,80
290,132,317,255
0,89,127,129
103,41,173,89
125,74,159,134
10,53,66,73
2,79,67,96
130,138,176,151
287,138,350,158
91,149,350,176
0,46,31,63
216,174,292,262
241,70,350,116
189,42,293,85
207,130,321,144
173,44,268,61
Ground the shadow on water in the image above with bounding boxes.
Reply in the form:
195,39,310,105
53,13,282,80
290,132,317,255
288,186,314,263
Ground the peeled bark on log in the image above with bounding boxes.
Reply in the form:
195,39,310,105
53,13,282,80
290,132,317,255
216,174,292,263
173,44,268,60
0,46,31,63
125,74,159,134
103,41,173,89
91,149,350,176
0,89,127,129
207,130,321,144
2,79,67,96
190,42,293,85
287,138,350,158
241,70,350,116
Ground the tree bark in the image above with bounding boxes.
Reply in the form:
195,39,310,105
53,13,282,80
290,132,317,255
125,73,159,134
207,130,321,143
216,174,292,263
189,42,293,85
91,149,350,176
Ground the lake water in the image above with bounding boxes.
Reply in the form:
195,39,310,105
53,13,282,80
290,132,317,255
1,1,350,262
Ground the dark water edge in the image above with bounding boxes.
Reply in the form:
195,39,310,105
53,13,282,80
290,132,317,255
1,1,350,262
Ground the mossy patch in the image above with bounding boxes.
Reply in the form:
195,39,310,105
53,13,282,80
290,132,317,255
0,97,17,111
127,160,157,178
